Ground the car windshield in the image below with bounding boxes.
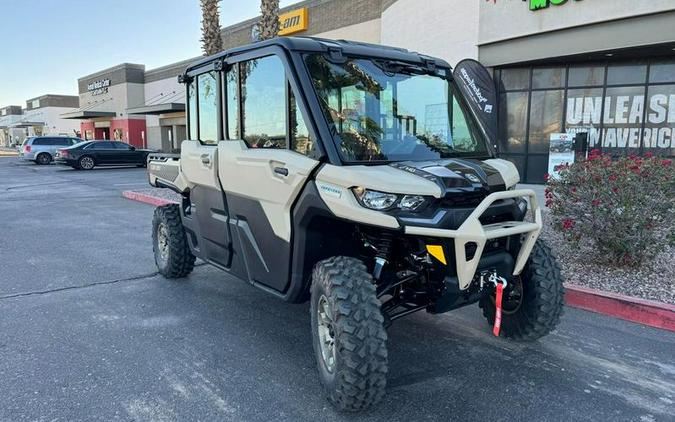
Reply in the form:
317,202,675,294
305,54,490,163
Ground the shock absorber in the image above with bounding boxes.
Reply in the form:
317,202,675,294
372,231,393,280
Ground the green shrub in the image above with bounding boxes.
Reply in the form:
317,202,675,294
546,150,674,266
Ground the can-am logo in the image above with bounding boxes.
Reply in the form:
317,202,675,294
529,0,582,11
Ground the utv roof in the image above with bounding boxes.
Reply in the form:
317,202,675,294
183,36,451,76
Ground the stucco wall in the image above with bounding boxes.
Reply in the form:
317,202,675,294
315,18,381,43
381,0,479,66
479,0,675,44
21,106,81,135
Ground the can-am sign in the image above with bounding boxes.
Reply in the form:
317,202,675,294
530,0,582,11
278,7,308,36
87,79,110,96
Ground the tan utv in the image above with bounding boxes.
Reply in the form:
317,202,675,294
147,37,564,412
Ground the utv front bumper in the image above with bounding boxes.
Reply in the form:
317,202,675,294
403,189,542,290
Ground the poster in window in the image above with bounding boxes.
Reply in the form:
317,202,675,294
547,133,574,179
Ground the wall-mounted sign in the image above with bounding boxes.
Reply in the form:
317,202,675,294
278,7,308,36
87,79,111,96
530,0,582,11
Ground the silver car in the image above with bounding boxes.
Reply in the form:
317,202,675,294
19,136,83,165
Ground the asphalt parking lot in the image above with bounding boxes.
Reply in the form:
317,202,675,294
1,157,674,422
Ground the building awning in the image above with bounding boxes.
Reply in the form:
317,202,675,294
60,110,117,120
8,121,45,128
126,103,185,115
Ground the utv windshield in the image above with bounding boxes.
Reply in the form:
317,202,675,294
305,54,490,162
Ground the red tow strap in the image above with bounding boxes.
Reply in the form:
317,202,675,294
493,283,504,337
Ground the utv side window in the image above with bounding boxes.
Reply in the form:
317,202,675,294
197,71,218,145
225,65,239,139
290,88,314,156
241,55,286,149
188,79,197,140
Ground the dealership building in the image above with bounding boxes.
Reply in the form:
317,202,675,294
13,0,668,182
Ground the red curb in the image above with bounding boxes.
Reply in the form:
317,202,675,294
565,284,675,332
121,191,178,206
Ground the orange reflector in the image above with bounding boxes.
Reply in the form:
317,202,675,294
426,245,447,265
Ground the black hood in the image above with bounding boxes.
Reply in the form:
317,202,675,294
390,159,506,199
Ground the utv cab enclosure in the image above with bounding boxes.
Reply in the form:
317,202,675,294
148,36,564,412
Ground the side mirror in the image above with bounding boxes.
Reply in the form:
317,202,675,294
130,146,136,151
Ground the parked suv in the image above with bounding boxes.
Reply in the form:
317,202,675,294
19,136,83,165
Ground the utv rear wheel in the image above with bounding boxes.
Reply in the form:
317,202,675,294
310,256,388,412
479,239,564,341
152,204,195,278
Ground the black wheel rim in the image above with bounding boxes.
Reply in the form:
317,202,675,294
489,276,524,315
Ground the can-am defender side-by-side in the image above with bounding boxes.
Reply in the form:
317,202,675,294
147,37,564,412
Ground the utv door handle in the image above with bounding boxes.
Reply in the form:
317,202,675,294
201,154,211,165
273,166,289,177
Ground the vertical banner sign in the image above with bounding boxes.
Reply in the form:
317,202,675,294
548,133,575,179
453,59,498,145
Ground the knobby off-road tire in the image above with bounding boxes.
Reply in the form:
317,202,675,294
152,204,195,278
479,239,564,341
310,256,388,412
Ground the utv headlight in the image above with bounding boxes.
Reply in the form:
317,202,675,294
352,188,428,212
352,187,398,210
399,195,426,211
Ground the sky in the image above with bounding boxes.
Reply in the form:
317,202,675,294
0,0,296,107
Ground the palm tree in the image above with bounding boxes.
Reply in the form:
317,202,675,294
258,0,280,40
200,0,223,56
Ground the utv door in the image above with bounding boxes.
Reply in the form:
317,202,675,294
218,53,320,293
180,70,231,267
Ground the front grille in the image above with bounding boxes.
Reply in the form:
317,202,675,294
440,191,487,207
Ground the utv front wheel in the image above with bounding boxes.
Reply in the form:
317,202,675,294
152,204,195,278
310,256,388,412
480,239,564,341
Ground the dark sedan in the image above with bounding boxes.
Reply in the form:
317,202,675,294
55,140,152,170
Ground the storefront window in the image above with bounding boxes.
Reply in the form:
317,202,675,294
649,59,675,84
601,86,645,155
498,92,528,153
606,62,647,85
532,68,565,89
644,84,675,156
499,68,529,91
566,88,604,148
497,59,674,183
568,66,605,87
528,90,564,153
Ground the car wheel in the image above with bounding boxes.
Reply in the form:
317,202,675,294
78,156,95,170
479,239,564,341
152,204,196,278
36,153,52,165
310,256,388,412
